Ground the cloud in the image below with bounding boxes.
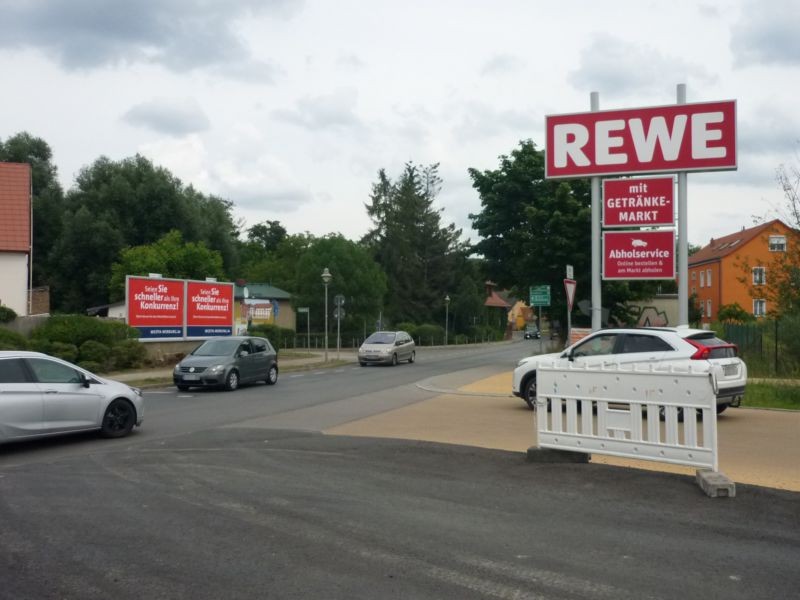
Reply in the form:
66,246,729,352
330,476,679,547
731,0,800,67
0,0,292,81
122,98,210,136
569,35,716,99
480,54,525,77
451,101,540,142
738,105,800,156
271,89,366,133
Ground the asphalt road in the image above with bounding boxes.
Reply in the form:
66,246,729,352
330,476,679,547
1,342,798,599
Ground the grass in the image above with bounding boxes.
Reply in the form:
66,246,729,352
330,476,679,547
742,381,800,411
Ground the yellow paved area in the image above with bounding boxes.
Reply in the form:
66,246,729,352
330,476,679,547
326,371,800,492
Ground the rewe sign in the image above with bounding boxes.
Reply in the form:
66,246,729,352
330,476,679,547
546,101,736,178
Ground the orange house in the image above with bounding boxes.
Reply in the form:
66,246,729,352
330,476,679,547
688,219,797,324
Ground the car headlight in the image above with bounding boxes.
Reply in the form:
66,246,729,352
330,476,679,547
173,363,181,373
208,364,225,373
517,358,530,367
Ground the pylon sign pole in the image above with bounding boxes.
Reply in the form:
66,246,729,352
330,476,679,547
564,278,577,346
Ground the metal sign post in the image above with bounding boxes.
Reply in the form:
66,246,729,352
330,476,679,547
297,307,310,350
334,295,345,360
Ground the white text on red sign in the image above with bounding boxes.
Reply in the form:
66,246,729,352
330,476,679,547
603,176,674,227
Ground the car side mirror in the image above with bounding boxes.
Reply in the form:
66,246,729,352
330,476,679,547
239,350,249,357
395,340,403,346
80,373,91,388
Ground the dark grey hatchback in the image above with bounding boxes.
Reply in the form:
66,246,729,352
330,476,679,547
173,336,278,391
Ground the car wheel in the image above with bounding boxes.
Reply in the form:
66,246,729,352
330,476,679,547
266,364,278,385
359,362,366,367
716,404,728,415
177,385,190,392
225,369,240,391
408,350,415,364
523,375,537,410
100,399,136,438
392,353,398,366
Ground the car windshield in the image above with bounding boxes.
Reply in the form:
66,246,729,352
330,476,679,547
192,339,241,356
364,332,396,344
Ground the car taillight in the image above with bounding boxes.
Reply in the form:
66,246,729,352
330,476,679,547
687,339,738,359
687,338,710,359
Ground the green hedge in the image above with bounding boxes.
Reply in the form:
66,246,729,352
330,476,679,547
0,327,27,350
247,324,296,350
0,305,17,324
31,315,139,347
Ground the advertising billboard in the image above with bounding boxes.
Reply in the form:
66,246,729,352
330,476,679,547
603,230,675,280
126,277,185,339
186,280,234,337
545,100,736,178
603,176,675,227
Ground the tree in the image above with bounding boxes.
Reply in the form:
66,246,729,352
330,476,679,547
247,220,287,252
49,154,240,311
108,230,226,301
292,235,387,337
240,232,316,292
363,163,470,325
717,303,754,323
469,140,661,331
0,132,65,286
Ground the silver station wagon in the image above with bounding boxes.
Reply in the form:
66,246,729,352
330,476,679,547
0,351,144,443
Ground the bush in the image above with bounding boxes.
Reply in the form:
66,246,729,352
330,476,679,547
0,327,27,350
28,338,52,354
110,339,148,370
395,322,418,338
78,360,103,374
0,305,17,323
31,315,139,347
49,342,79,363
414,323,445,345
248,324,295,350
79,340,111,370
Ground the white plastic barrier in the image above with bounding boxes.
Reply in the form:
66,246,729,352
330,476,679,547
536,361,720,471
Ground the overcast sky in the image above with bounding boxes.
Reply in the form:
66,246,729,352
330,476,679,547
1,0,798,249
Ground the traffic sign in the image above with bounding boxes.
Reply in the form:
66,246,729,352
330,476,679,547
334,294,345,307
566,264,573,280
564,279,577,311
529,285,551,307
333,307,345,319
297,307,309,313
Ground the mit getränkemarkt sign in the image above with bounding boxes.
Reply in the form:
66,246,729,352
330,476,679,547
603,230,675,280
603,176,674,227
545,100,737,179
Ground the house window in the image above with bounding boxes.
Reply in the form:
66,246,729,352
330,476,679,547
691,271,696,281
691,286,697,295
706,299,712,319
754,299,766,317
699,271,705,288
753,267,766,285
769,235,787,252
706,269,712,286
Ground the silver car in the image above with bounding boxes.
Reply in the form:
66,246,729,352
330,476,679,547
173,336,278,391
0,351,144,443
358,331,415,366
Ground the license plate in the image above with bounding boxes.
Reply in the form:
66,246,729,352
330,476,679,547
183,374,199,381
723,365,737,376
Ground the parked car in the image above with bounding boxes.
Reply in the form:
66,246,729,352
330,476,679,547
523,325,541,339
358,331,415,366
0,351,144,443
512,327,747,413
173,336,278,391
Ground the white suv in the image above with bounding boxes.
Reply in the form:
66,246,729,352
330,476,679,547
512,327,747,414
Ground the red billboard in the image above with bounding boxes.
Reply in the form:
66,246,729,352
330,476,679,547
603,176,674,227
186,281,234,337
127,277,185,339
603,230,675,280
546,100,736,178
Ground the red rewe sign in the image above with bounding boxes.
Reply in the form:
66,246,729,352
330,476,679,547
546,100,736,178
603,230,675,280
186,281,234,337
603,176,674,227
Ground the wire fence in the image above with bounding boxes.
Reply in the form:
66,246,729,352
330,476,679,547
273,332,506,352
721,317,800,378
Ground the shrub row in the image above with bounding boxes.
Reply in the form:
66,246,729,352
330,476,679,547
0,316,147,373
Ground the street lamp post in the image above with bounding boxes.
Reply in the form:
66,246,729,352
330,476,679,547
321,267,332,362
444,295,450,346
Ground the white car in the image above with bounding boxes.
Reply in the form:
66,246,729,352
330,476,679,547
512,327,746,414
0,351,144,444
